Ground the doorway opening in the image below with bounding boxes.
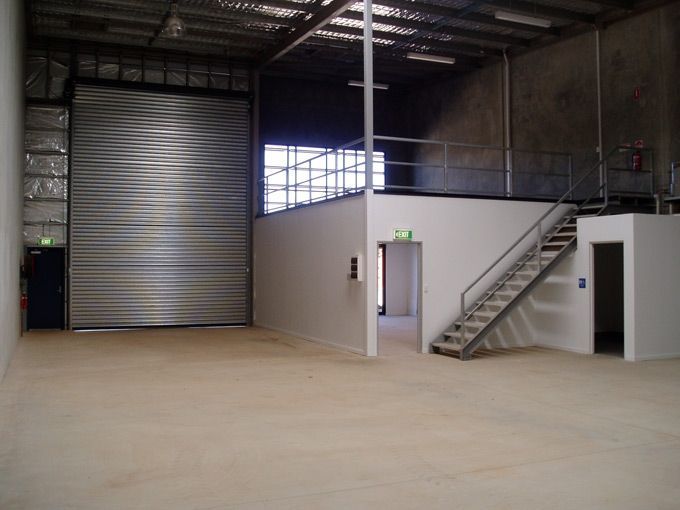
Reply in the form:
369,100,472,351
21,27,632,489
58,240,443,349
378,244,386,315
377,242,421,355
26,247,65,330
593,243,624,357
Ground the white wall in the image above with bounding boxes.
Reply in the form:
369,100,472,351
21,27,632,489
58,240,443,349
254,195,368,354
0,0,24,380
531,214,680,360
632,215,680,359
385,243,417,316
371,194,572,353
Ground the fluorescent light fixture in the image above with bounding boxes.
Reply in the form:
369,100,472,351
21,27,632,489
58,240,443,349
494,10,552,28
348,80,389,90
406,52,456,65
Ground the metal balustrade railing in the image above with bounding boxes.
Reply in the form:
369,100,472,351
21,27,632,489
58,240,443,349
259,136,575,214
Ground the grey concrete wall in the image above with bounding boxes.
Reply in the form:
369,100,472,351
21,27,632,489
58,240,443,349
600,5,680,189
405,3,680,197
0,0,25,380
512,31,599,190
406,65,505,192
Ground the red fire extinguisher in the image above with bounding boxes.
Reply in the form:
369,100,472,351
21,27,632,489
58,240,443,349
632,150,642,171
20,293,28,310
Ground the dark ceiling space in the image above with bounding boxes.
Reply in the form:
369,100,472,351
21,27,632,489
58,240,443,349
28,0,660,87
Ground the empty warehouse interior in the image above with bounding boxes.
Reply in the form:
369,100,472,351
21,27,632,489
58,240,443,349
2,0,680,508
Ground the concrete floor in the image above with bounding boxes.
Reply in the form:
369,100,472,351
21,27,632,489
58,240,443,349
1,327,680,510
378,315,418,355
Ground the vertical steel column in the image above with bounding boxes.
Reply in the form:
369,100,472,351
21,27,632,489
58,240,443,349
363,0,374,190
443,143,449,192
503,51,513,197
596,30,605,197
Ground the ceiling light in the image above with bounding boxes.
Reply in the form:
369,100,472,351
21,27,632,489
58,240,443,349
494,10,552,28
348,80,389,90
406,52,456,65
163,2,186,38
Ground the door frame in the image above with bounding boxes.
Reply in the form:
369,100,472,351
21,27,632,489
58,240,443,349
376,241,423,354
26,246,66,330
590,241,626,358
378,243,386,315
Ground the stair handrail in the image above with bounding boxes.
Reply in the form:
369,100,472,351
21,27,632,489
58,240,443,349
458,146,620,346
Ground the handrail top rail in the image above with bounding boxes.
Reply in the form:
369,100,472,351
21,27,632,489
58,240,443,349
461,145,620,296
262,135,574,183
373,135,573,158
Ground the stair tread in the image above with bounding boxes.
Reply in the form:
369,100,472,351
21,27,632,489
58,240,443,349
454,320,488,328
443,331,475,339
432,341,462,352
469,310,497,317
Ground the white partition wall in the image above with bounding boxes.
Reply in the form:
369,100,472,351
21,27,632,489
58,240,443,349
370,194,572,354
254,194,368,354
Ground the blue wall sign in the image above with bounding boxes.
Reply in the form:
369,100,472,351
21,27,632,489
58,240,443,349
578,278,586,289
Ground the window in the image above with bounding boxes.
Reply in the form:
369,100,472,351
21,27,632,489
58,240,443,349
263,144,385,213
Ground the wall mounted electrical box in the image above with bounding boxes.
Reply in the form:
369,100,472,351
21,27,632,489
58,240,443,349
349,254,363,281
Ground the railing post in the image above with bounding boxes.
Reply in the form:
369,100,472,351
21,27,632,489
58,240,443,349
443,143,448,192
649,150,655,197
603,159,609,208
568,155,573,200
460,293,466,350
286,148,291,209
505,148,513,197
537,222,542,271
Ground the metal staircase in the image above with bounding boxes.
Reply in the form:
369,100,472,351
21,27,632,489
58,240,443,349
432,148,624,361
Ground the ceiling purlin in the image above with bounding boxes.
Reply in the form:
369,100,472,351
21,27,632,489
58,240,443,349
32,2,285,39
340,9,531,47
373,0,560,35
323,23,503,57
567,0,633,9
479,0,596,23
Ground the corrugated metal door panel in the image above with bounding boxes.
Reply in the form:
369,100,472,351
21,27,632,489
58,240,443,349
71,85,249,329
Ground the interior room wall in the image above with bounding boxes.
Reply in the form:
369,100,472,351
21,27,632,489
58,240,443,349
531,214,680,360
372,194,572,353
384,243,417,316
0,0,25,380
253,194,368,354
629,215,680,360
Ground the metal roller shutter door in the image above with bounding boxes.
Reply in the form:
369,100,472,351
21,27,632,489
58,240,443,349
70,85,249,328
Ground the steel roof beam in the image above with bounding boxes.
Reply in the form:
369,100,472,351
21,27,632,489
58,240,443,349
257,0,358,68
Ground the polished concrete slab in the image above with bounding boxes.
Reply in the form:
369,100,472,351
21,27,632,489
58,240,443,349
1,327,679,509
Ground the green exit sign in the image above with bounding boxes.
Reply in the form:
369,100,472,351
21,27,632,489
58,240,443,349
393,229,413,241
38,237,55,246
